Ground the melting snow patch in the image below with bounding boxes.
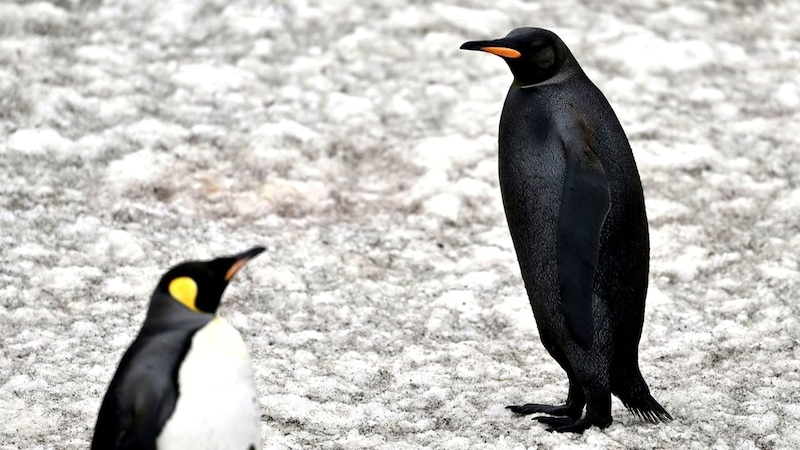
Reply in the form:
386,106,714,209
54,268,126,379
430,4,509,35
412,135,485,171
637,141,720,170
105,148,175,191
325,92,376,124
91,229,147,265
422,193,462,222
6,128,73,155
656,245,710,281
2,374,48,393
772,188,800,212
600,34,714,74
646,198,691,221
173,64,256,92
758,262,799,280
647,287,672,306
773,82,800,109
37,266,104,291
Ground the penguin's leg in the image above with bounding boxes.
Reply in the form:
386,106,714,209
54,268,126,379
535,336,614,433
536,385,612,433
507,343,586,419
506,369,585,418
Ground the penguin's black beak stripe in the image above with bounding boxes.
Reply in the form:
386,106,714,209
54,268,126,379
224,246,266,281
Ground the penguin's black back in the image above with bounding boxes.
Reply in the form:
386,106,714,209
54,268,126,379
91,300,212,450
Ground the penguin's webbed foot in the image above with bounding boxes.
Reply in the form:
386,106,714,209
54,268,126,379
506,403,582,419
534,416,594,434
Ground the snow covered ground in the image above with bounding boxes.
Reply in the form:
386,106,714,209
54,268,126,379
1,0,799,448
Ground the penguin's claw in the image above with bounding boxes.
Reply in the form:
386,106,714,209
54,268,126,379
535,416,592,434
507,403,578,418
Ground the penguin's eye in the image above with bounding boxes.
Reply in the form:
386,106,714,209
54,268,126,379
168,277,199,312
531,46,555,68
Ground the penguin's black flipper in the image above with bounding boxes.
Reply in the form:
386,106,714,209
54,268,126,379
92,331,192,450
557,118,610,349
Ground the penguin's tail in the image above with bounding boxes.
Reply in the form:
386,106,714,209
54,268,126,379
613,372,672,424
618,392,673,424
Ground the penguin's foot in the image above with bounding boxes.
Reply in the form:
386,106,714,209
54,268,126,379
506,403,582,419
534,416,594,434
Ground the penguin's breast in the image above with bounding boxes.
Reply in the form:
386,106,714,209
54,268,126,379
498,91,566,237
498,89,566,197
498,89,566,297
156,317,261,450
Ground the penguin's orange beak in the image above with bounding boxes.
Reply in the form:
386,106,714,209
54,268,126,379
224,246,265,281
460,40,521,58
479,47,521,58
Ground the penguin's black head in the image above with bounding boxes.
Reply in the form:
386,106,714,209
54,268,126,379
460,27,572,87
154,246,265,314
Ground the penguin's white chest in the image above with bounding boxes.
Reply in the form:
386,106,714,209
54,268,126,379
157,317,261,450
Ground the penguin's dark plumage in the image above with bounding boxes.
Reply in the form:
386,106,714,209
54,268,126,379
91,247,265,449
461,28,671,433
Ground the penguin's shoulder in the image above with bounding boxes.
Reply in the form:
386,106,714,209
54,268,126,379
92,324,204,449
503,78,590,134
500,86,558,152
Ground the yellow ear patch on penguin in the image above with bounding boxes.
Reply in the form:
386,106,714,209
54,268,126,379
168,277,199,312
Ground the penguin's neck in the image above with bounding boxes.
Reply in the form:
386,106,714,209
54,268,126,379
513,58,581,90
143,293,213,332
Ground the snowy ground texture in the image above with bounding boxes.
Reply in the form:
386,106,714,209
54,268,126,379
1,0,800,448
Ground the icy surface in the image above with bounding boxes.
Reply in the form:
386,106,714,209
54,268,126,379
1,0,799,449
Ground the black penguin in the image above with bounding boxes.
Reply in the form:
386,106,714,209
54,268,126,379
460,28,671,433
91,247,265,449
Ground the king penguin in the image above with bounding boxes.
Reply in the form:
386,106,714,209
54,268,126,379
460,28,671,433
91,246,265,449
